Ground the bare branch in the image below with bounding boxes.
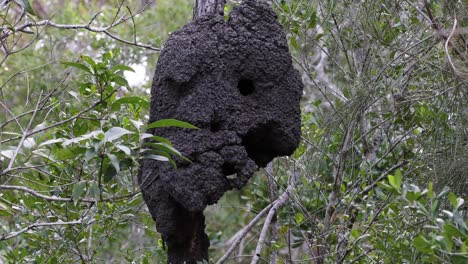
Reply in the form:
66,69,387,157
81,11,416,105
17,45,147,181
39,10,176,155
445,18,459,74
216,203,273,264
265,163,278,264
6,91,42,171
250,183,296,264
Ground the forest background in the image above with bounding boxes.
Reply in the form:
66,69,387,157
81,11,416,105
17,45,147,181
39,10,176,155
0,0,467,263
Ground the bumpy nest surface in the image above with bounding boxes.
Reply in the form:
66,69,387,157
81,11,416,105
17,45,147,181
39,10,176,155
138,0,303,251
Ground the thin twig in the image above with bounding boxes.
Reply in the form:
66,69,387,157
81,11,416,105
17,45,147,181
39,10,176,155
6,91,42,171
444,18,458,74
250,183,295,264
250,166,299,264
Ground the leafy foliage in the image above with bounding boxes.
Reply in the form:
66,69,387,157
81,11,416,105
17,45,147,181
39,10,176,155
0,46,193,261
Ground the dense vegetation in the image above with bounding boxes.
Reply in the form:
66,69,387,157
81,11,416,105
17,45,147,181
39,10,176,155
1,0,466,263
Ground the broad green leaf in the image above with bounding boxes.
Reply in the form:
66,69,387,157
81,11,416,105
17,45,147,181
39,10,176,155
448,192,458,208
111,64,135,73
142,154,169,162
406,191,421,202
437,186,450,199
17,0,36,16
388,170,402,192
140,133,155,140
377,181,393,191
0,150,15,159
104,127,132,142
350,229,360,239
111,75,129,87
141,150,176,167
444,224,464,239
61,62,92,74
111,96,149,110
72,181,86,204
431,199,440,215
294,212,304,224
112,47,121,58
107,153,120,173
148,135,173,146
427,182,434,199
414,235,432,254
115,144,131,155
0,202,13,216
32,149,56,161
39,138,65,147
53,146,86,160
62,130,103,146
81,55,96,68
143,142,186,160
145,119,198,130
89,181,100,200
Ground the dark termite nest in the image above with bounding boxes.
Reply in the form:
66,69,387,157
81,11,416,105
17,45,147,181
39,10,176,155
138,0,303,262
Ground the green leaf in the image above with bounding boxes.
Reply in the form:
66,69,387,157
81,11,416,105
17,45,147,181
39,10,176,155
145,119,198,130
294,212,304,225
427,182,434,199
107,153,120,173
112,47,121,58
89,181,100,200
437,186,450,199
414,235,433,254
81,55,96,68
388,169,402,192
111,75,129,87
111,96,149,110
143,142,188,161
444,223,464,239
148,135,173,146
115,144,131,155
141,150,176,168
142,154,169,162
448,192,458,208
350,229,360,239
104,127,132,142
406,191,420,202
61,62,92,74
111,64,135,73
18,0,36,16
72,181,86,204
62,130,103,147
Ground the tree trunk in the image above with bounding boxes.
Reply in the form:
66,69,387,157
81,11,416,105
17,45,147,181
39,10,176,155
193,0,226,20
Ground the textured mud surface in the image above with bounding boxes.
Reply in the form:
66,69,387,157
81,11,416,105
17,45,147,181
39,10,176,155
138,0,303,262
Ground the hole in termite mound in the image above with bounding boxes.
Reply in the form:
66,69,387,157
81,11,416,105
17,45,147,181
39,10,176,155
241,122,287,167
238,79,255,96
222,162,236,177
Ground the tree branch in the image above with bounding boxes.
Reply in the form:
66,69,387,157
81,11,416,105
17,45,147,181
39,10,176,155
250,183,296,264
193,0,226,20
0,3,160,51
216,203,273,264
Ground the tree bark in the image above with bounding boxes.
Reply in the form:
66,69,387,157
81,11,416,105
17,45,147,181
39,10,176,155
193,0,226,20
